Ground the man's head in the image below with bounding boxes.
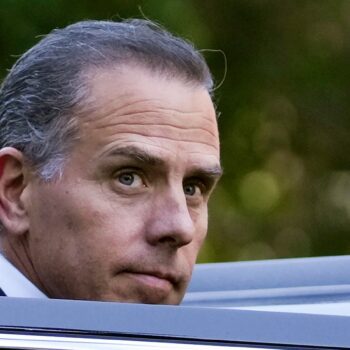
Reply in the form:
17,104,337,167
0,20,221,304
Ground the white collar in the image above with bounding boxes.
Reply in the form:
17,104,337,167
0,254,47,298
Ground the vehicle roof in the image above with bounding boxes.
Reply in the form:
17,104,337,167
184,255,350,312
2,255,350,348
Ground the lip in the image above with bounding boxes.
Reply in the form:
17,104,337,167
122,270,178,290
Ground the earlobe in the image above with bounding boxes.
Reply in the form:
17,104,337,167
0,147,30,235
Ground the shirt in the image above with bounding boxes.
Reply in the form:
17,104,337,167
0,254,47,298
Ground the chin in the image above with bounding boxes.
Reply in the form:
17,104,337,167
98,291,182,305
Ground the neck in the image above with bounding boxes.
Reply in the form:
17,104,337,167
0,234,47,294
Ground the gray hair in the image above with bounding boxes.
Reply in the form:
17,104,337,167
0,19,213,180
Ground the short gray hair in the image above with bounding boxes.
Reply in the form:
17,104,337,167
0,19,213,180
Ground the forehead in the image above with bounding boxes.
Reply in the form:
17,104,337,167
74,65,220,168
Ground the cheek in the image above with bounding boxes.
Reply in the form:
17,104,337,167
195,205,208,242
28,182,147,262
26,184,143,298
27,185,104,265
184,209,208,262
194,209,209,254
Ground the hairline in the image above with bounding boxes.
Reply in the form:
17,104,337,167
1,19,214,183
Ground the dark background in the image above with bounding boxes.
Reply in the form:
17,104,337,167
1,0,349,262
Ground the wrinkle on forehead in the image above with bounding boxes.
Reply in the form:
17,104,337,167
98,120,218,138
92,105,217,130
101,132,218,151
81,65,216,116
77,65,220,157
82,96,217,136
87,113,219,154
84,96,216,122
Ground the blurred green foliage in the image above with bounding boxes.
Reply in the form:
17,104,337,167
1,0,349,262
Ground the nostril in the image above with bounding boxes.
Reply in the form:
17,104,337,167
158,236,178,246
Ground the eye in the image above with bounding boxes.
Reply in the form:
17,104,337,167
118,173,135,186
116,171,144,188
183,183,196,196
183,182,202,197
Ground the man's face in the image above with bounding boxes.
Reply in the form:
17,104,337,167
25,66,221,304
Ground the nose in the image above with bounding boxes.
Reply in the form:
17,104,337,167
145,188,196,248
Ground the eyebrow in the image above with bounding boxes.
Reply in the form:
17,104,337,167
104,145,223,179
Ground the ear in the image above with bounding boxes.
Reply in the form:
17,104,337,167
0,147,30,235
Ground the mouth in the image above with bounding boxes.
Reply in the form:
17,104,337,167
120,269,179,296
129,272,172,288
112,266,187,304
